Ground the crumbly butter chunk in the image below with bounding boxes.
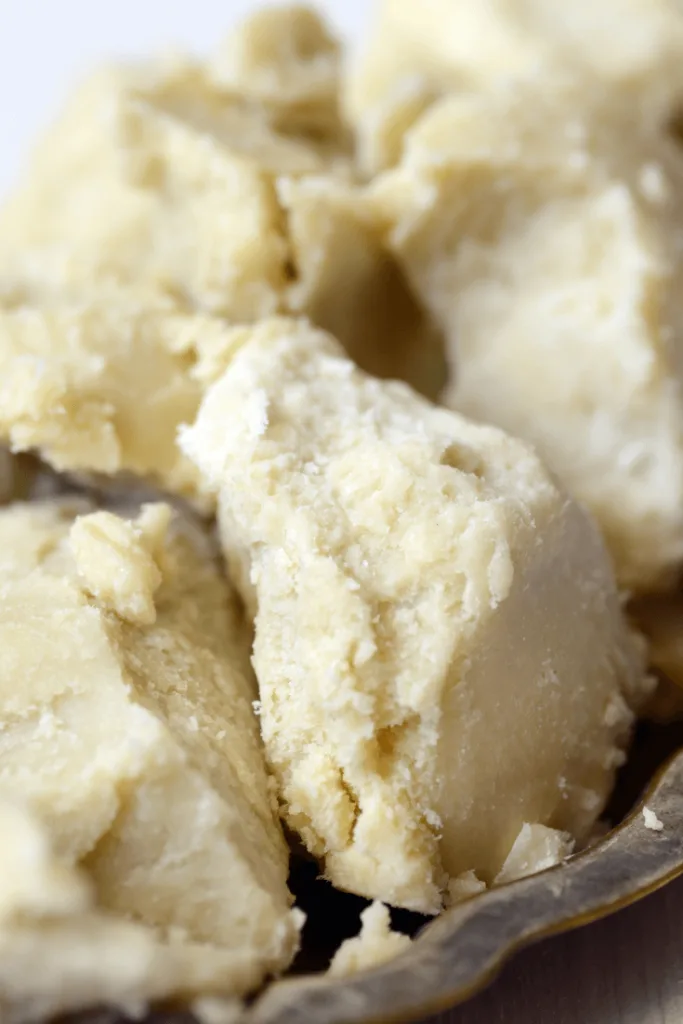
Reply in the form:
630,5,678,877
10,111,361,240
348,0,683,146
211,4,346,141
0,6,441,401
70,504,171,625
0,797,275,1024
494,824,574,886
181,317,648,913
328,903,411,979
445,871,487,906
0,6,346,319
370,83,683,591
0,500,301,1002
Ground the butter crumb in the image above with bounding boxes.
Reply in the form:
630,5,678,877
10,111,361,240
495,824,574,885
328,902,411,979
643,807,664,831
446,870,487,906
70,504,171,625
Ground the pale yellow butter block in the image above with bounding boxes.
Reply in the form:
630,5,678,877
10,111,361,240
370,84,683,591
0,5,347,319
0,797,271,1024
328,903,411,979
0,6,442,400
0,65,289,322
0,500,301,1000
348,0,683,142
181,317,648,913
210,4,347,142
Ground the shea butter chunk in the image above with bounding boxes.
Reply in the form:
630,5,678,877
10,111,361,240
0,796,275,1023
182,318,647,912
0,6,440,396
348,0,683,144
328,903,411,979
371,84,683,590
0,500,301,999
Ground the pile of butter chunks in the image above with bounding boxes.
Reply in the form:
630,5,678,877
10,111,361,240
2,1,683,1020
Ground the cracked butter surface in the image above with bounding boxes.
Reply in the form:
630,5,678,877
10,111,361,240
0,500,301,1015
182,318,649,913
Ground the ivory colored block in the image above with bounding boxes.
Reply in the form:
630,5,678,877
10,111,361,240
182,318,648,913
0,500,301,1004
370,83,683,590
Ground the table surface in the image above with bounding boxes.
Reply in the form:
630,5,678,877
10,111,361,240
426,872,683,1024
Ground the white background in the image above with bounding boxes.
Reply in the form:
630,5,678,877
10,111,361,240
0,1,369,199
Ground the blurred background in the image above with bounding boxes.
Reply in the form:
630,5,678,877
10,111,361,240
0,1,368,198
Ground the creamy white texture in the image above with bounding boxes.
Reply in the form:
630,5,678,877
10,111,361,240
182,317,648,911
0,500,301,1011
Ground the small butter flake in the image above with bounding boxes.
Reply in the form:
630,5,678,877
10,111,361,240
446,870,486,906
328,902,411,979
495,823,574,885
70,506,170,626
603,693,629,728
188,716,199,732
643,807,664,831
